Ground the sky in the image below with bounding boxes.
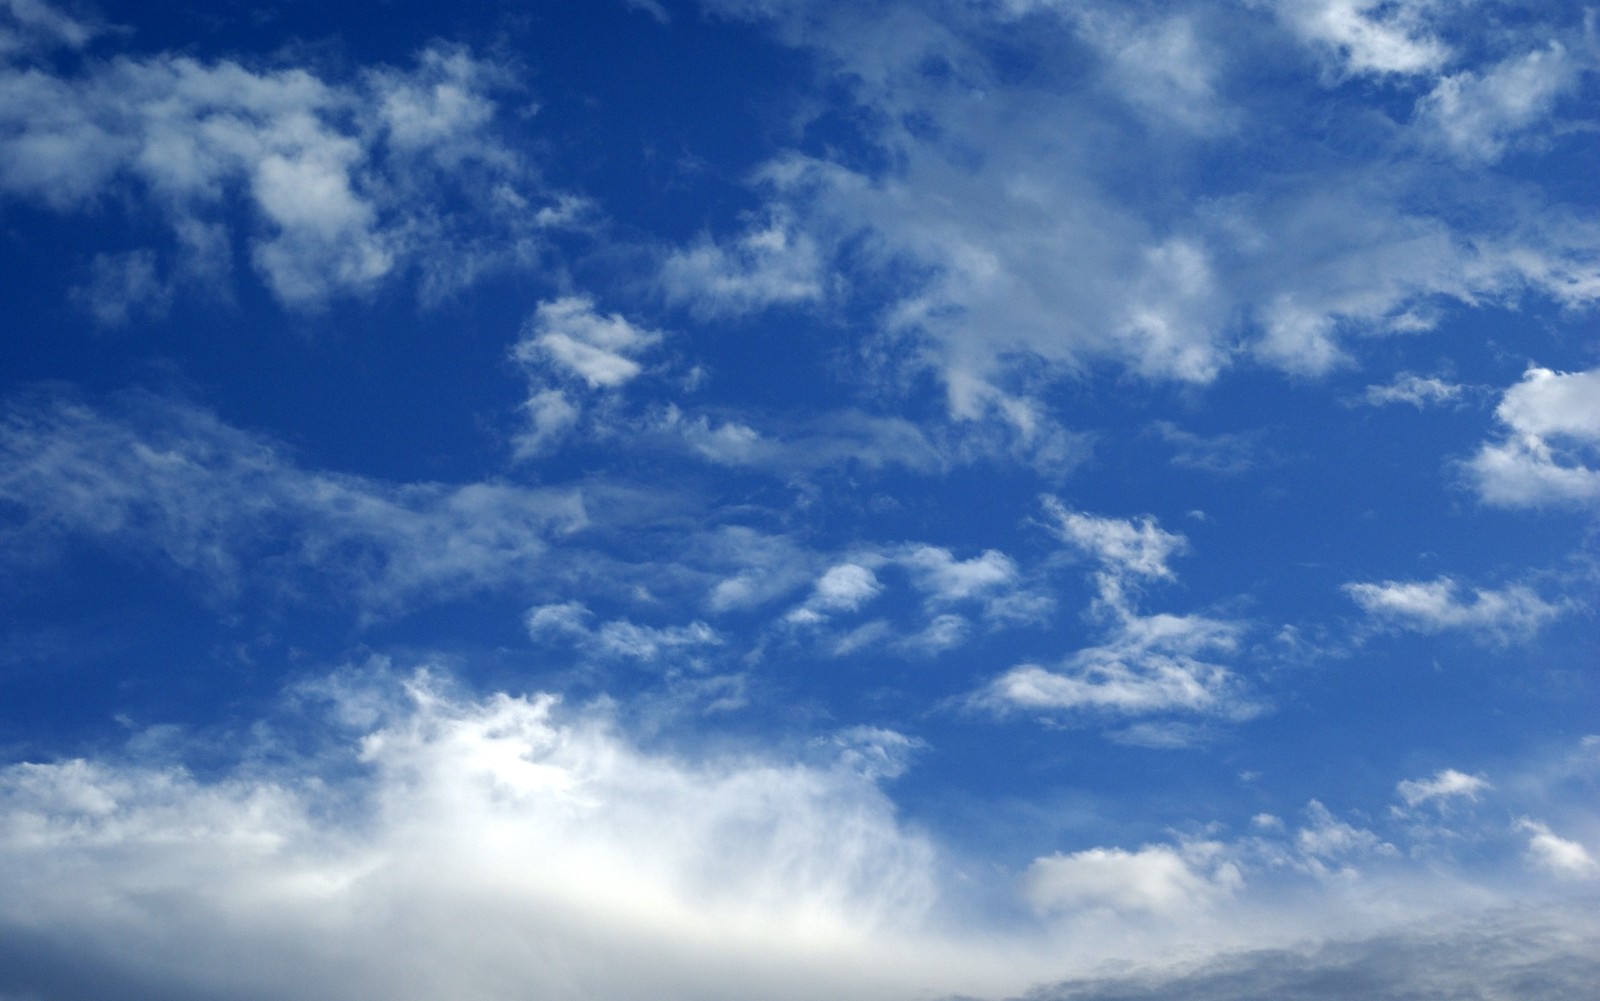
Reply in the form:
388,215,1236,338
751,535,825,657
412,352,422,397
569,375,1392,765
0,0,1598,998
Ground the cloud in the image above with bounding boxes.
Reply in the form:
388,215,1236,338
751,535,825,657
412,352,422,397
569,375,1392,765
0,667,973,1001
977,503,1250,725
1466,365,1600,507
1396,769,1490,808
1343,576,1563,640
0,666,1595,1001
526,602,723,663
1024,842,1241,917
1268,0,1449,78
660,211,825,318
1421,44,1581,162
786,561,885,624
516,296,663,389
1149,421,1262,475
1041,499,1188,582
1022,905,1600,1001
0,393,586,614
0,32,555,308
686,0,1600,405
0,0,98,57
1358,372,1465,408
1516,818,1599,880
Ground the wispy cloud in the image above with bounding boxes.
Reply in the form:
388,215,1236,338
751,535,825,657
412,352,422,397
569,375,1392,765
1344,575,1563,641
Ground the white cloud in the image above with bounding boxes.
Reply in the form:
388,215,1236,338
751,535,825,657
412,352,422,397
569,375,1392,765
1421,44,1580,162
1516,818,1599,879
1396,769,1490,808
526,602,722,662
978,503,1248,724
787,561,885,624
0,668,979,1001
0,394,586,614
986,609,1244,717
1344,576,1563,640
1467,365,1600,507
1024,842,1240,916
1042,499,1188,582
1295,800,1397,874
660,211,825,318
516,296,663,389
1359,372,1465,408
901,545,1018,603
1269,0,1449,77
0,35,555,308
689,0,1600,407
654,406,948,476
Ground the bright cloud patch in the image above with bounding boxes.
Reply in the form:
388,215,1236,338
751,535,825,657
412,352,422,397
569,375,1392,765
1468,366,1600,507
1344,576,1562,640
1024,843,1240,916
1396,769,1490,807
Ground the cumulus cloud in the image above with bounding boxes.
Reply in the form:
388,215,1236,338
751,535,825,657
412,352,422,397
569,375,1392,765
0,393,586,614
0,666,1595,1001
1344,576,1563,640
1467,365,1600,507
0,668,974,1001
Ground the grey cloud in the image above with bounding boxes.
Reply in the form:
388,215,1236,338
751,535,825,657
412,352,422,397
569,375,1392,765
1011,906,1600,1001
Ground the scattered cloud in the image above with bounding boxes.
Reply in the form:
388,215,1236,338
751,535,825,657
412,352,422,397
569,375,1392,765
1358,372,1466,408
1516,818,1599,879
1149,421,1263,475
1268,0,1450,78
1421,44,1581,162
1041,499,1188,582
517,296,663,390
977,503,1251,725
1396,769,1490,808
0,37,557,308
1344,576,1563,641
660,211,825,318
0,393,586,614
1466,365,1600,507
1024,842,1241,917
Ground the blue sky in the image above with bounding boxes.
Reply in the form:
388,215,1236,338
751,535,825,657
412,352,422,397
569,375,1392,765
1,0,1598,998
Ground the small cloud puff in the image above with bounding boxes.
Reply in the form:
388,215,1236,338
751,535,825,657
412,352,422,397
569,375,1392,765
1024,841,1242,917
1515,818,1599,880
1396,769,1490,808
1343,576,1562,641
1359,372,1465,409
516,296,662,390
1467,365,1600,507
